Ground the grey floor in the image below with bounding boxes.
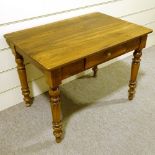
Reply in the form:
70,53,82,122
0,46,155,155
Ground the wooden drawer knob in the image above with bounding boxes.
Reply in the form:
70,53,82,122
107,52,111,57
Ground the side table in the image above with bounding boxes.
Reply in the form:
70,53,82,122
4,12,152,143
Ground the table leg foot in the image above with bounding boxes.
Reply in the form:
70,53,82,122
128,81,136,100
53,122,63,143
25,103,32,107
56,137,62,143
25,100,33,107
21,88,32,106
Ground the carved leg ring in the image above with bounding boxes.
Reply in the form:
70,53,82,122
15,52,32,106
128,49,142,100
92,65,98,77
49,87,62,143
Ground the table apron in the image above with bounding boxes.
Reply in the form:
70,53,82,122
85,37,140,69
60,37,142,79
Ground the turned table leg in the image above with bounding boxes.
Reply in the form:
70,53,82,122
128,49,142,100
11,46,32,106
45,70,63,143
92,65,98,77
49,87,62,143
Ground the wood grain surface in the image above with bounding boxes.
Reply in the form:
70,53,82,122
4,12,152,70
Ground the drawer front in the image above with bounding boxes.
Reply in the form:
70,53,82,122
85,38,140,69
61,59,85,79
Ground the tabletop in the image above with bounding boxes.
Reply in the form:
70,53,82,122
4,12,152,70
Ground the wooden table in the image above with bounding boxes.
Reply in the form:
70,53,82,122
4,12,152,143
